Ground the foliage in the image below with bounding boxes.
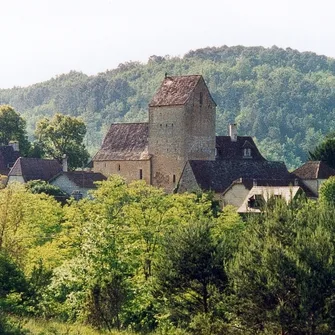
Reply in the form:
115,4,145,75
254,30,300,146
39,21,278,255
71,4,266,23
26,179,67,198
309,132,335,169
2,176,335,333
0,183,63,269
0,105,30,155
228,199,335,334
319,176,335,205
35,113,90,170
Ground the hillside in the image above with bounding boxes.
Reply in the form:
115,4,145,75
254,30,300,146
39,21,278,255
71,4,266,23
1,45,335,169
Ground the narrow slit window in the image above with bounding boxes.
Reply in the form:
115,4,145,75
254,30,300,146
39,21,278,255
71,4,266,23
200,92,203,106
173,174,176,183
139,169,143,180
117,164,121,171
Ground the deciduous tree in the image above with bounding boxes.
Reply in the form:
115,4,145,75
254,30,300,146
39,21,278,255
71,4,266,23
35,113,89,170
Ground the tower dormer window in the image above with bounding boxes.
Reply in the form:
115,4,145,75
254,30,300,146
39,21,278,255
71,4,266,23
243,148,252,158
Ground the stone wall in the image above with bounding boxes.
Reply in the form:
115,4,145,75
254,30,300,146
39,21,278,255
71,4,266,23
185,77,216,161
148,105,186,191
148,78,216,192
94,159,151,184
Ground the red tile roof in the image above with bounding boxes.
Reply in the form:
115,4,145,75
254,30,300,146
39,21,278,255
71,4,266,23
292,161,335,179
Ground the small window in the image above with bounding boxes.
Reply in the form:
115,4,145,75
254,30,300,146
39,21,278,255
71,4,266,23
139,169,143,180
248,194,264,209
200,92,203,106
243,148,252,157
117,164,121,171
173,174,176,183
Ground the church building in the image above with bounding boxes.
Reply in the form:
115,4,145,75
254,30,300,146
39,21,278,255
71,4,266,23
93,75,216,192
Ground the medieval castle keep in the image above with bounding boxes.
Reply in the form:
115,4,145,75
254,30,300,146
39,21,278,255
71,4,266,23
93,75,217,192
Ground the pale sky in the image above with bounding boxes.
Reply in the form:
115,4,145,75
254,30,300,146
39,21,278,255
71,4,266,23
0,0,334,89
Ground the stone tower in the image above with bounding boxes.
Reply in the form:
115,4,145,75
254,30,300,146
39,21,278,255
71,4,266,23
148,75,216,191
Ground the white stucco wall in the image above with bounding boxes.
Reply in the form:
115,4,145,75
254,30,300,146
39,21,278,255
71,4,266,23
51,174,90,197
7,176,25,184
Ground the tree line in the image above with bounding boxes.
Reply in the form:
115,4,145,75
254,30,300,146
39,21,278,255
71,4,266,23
1,176,335,334
0,45,335,169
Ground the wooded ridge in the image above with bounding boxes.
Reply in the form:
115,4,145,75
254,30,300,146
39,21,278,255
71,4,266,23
1,45,334,169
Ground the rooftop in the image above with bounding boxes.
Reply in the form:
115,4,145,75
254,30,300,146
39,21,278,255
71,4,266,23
149,75,215,107
9,157,62,182
93,123,150,161
180,160,290,193
292,161,335,179
216,136,266,161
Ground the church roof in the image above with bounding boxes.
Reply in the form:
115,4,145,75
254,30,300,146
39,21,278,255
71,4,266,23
292,161,335,179
183,160,290,193
215,136,266,161
9,157,62,182
149,75,205,107
0,146,20,175
93,123,150,161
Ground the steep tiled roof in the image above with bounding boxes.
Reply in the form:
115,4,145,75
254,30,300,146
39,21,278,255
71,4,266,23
61,171,106,189
215,136,266,161
0,146,20,175
186,160,290,193
93,123,150,161
292,161,335,179
149,75,203,107
9,157,62,182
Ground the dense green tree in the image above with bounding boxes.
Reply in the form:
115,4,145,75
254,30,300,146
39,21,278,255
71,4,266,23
157,221,227,318
26,180,67,198
229,199,335,334
0,105,30,155
309,133,335,169
35,113,90,170
319,176,335,205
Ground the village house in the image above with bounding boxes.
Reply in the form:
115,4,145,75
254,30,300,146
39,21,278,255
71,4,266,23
7,156,106,198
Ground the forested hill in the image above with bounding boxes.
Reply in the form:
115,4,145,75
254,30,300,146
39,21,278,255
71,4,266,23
1,45,335,169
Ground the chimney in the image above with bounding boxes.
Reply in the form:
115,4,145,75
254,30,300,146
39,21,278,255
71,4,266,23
9,141,19,152
62,154,68,172
253,179,257,186
229,124,237,142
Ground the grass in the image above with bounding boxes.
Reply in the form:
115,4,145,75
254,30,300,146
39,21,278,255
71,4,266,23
9,317,136,335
